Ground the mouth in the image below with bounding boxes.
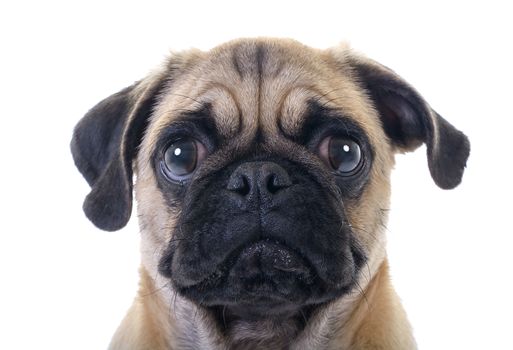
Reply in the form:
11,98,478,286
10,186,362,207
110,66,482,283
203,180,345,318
174,239,326,315
164,229,365,321
226,240,312,284
225,239,314,296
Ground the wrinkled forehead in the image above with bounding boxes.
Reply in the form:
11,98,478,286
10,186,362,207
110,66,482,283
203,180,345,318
144,40,381,153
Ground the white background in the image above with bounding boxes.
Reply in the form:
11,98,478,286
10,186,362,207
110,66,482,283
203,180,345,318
1,1,511,349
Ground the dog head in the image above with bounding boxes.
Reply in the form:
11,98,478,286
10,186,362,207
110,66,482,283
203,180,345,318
72,39,469,326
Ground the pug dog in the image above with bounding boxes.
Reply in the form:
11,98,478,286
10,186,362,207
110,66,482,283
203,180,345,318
71,38,469,349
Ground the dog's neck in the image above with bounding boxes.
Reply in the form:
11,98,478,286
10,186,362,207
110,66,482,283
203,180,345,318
131,260,393,350
219,314,305,350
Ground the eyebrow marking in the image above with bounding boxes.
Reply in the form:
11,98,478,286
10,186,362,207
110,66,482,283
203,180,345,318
279,98,356,144
298,101,357,140
169,104,213,126
276,86,323,141
201,82,243,137
159,104,220,145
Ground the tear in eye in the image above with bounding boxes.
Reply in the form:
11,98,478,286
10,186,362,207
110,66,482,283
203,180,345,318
319,136,363,176
162,138,206,181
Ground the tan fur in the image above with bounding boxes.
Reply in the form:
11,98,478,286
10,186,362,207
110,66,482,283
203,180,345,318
342,261,415,350
110,269,174,349
111,38,416,349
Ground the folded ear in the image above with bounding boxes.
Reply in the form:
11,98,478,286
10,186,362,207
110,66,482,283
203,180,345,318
347,54,470,189
71,72,167,231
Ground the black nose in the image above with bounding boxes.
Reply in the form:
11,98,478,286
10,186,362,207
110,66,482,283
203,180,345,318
227,161,292,198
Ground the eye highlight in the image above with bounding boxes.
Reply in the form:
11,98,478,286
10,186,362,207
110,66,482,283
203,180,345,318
318,136,363,176
161,138,207,182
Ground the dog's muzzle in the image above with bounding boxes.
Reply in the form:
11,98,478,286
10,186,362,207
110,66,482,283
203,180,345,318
159,160,365,318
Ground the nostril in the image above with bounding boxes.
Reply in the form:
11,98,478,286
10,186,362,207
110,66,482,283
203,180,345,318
237,176,250,196
228,162,292,198
227,174,251,196
266,174,282,194
264,169,292,195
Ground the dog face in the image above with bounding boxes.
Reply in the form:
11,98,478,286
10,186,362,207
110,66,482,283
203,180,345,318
72,38,469,329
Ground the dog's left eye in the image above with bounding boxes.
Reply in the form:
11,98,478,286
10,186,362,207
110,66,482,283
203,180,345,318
318,136,363,176
162,138,207,181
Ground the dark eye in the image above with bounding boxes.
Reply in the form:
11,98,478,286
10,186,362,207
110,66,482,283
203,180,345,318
162,138,207,181
319,136,362,176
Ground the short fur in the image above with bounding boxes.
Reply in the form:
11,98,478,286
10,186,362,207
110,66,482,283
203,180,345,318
71,38,469,349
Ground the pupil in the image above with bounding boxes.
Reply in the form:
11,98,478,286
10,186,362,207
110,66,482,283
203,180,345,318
329,137,361,174
165,140,197,176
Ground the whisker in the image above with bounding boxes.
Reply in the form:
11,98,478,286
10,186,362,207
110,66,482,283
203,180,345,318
140,280,171,298
319,95,344,108
193,292,209,323
168,289,175,321
299,309,308,327
167,93,203,106
365,261,372,286
172,289,179,318
312,87,345,104
351,224,387,252
162,107,202,115
352,276,370,310
222,305,227,329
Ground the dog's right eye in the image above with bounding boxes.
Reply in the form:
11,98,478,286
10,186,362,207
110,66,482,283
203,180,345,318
318,135,363,176
161,138,207,182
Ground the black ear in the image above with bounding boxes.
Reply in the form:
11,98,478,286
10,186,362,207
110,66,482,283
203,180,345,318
349,56,470,189
71,75,166,231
